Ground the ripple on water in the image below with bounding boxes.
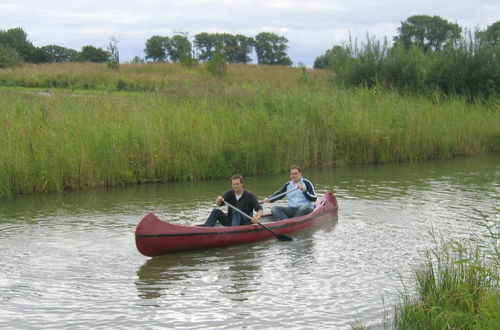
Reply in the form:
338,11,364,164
1,154,498,329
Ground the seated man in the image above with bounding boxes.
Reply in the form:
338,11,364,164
204,174,263,227
263,165,317,220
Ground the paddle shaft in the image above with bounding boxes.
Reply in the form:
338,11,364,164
223,201,293,241
265,186,300,203
223,201,254,222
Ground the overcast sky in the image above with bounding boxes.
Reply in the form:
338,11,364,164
1,0,498,66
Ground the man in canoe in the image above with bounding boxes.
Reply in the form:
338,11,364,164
263,165,317,220
204,174,264,227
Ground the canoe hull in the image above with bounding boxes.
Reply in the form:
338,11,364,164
135,191,338,256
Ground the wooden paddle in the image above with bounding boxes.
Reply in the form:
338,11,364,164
223,201,293,242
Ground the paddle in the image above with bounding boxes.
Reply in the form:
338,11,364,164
223,201,293,242
262,186,300,203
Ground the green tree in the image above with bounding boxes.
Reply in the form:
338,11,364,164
0,44,22,68
225,34,254,63
194,32,217,61
144,35,168,62
0,28,31,59
394,15,462,52
26,47,48,63
40,45,78,62
314,45,351,69
0,27,46,63
77,45,109,62
165,34,192,62
478,21,500,45
254,32,292,65
313,53,329,69
194,32,254,63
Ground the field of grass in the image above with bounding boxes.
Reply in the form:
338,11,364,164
0,62,498,198
0,61,321,94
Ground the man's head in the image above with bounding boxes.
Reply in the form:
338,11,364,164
289,165,302,182
231,174,244,194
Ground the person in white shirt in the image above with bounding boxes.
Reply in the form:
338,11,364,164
263,165,317,220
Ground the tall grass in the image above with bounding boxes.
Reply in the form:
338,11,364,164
0,62,326,94
0,63,498,198
394,218,499,329
353,210,500,329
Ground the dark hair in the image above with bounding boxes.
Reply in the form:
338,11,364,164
289,165,302,173
231,174,244,183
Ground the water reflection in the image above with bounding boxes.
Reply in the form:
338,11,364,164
274,216,339,267
220,260,261,302
134,214,340,316
135,244,264,303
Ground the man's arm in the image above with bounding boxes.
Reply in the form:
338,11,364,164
302,179,317,202
250,193,263,223
267,183,288,203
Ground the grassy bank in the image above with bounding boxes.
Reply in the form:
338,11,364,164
0,63,498,198
393,216,499,329
353,215,499,330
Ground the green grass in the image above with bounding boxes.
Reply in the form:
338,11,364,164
0,62,498,198
394,226,500,330
351,211,500,330
0,61,325,94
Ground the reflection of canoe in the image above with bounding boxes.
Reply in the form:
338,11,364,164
135,191,338,257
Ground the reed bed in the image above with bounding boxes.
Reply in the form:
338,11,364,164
0,63,498,198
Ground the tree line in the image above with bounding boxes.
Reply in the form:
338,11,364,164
142,32,292,66
0,28,113,67
314,15,499,99
0,28,292,68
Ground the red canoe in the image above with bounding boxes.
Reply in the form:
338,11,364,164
135,191,338,257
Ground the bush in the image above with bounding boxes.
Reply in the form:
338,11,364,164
317,29,499,100
206,47,226,76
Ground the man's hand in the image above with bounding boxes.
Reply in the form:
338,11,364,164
215,196,224,206
252,210,264,224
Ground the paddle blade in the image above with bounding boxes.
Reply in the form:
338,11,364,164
256,222,293,242
276,234,293,241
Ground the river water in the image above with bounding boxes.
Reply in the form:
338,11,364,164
0,154,498,329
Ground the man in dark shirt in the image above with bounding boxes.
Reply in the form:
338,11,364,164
204,174,263,227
